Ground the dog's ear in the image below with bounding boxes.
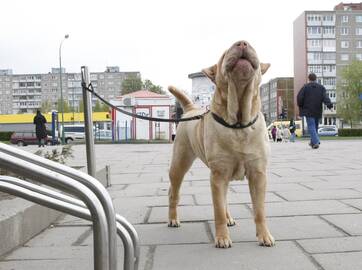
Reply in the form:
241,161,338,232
202,64,217,83
260,63,270,75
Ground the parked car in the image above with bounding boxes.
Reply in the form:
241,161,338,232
61,124,86,144
94,130,112,140
318,125,338,136
10,131,57,146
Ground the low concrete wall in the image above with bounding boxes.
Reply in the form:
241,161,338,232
0,198,61,256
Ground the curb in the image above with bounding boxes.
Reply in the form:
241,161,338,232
0,197,62,257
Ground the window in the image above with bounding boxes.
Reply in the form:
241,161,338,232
341,41,349,48
308,65,322,73
357,40,362,48
307,14,321,22
323,65,335,72
323,26,335,35
342,15,349,23
356,15,362,23
341,27,349,35
356,54,362,60
324,77,336,86
307,52,322,62
341,54,349,61
323,14,334,22
307,39,321,47
323,52,336,60
356,28,362,35
323,39,336,51
307,27,322,35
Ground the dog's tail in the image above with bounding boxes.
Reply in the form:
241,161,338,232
168,86,197,113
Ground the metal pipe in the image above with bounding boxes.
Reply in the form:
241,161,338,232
0,176,135,270
59,34,69,145
81,66,96,177
0,152,109,270
0,142,130,270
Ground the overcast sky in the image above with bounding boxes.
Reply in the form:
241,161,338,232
1,0,340,93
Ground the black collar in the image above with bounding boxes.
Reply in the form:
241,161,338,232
211,112,259,129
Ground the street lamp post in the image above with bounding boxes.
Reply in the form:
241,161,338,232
59,34,69,144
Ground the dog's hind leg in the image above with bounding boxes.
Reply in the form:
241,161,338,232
247,168,275,247
168,143,195,227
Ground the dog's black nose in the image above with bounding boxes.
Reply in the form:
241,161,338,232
238,41,248,49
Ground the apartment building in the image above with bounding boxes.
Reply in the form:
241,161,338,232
260,77,294,124
0,67,140,114
294,3,362,127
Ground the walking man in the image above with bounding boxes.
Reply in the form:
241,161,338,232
297,73,333,149
33,110,47,147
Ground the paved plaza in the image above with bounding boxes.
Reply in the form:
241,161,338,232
0,139,362,270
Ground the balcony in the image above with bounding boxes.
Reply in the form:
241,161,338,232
323,70,336,77
307,46,322,52
323,59,336,64
307,33,322,39
307,21,322,26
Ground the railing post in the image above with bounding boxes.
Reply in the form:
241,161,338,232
81,66,96,177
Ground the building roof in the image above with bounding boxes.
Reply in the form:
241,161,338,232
122,90,170,99
188,72,206,79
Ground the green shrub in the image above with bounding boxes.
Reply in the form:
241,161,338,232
338,129,362,136
0,132,13,141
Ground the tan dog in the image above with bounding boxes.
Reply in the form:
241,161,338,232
167,40,275,248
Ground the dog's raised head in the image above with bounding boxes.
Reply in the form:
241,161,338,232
202,40,270,124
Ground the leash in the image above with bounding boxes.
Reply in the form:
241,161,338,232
81,82,210,123
82,83,259,129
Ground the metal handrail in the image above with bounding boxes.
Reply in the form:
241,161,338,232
0,151,109,270
0,143,140,270
0,176,135,270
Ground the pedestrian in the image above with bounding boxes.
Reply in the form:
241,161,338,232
271,125,277,142
276,126,283,142
297,73,333,149
283,125,290,142
289,118,296,142
33,110,47,147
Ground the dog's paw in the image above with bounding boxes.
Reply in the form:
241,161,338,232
168,219,180,227
257,232,275,247
227,217,236,227
215,236,232,248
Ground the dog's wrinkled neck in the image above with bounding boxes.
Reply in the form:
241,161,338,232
211,77,260,125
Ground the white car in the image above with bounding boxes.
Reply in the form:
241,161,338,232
318,125,338,136
61,124,85,144
94,130,112,140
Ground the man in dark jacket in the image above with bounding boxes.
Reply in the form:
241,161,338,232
297,73,333,149
33,110,47,147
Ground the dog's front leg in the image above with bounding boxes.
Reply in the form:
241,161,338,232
248,170,275,247
210,170,232,248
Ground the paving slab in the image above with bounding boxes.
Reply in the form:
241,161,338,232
322,214,362,235
233,183,311,192
83,223,210,246
148,204,252,223
313,251,362,270
25,226,91,247
152,241,318,270
276,189,362,201
261,200,359,217
298,236,362,253
341,199,362,210
208,216,344,242
195,192,284,205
